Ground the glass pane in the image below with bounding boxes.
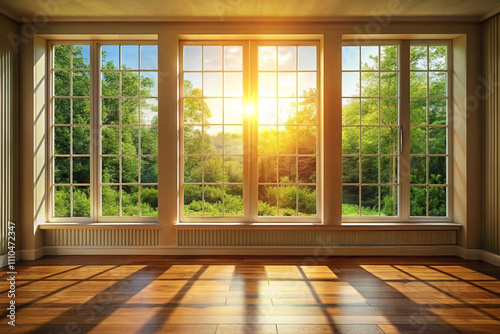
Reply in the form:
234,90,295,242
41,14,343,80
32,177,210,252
429,98,447,125
204,72,223,97
278,185,296,216
122,127,139,155
204,98,223,124
122,98,139,125
278,72,296,97
204,46,222,71
410,156,426,184
429,72,447,97
361,72,379,97
380,72,398,97
54,126,70,155
380,98,398,125
204,156,223,183
361,127,378,154
73,71,90,96
101,72,120,97
380,127,398,155
102,185,120,217
342,127,359,154
224,126,243,155
224,99,243,124
298,72,316,97
278,46,296,71
184,98,202,124
380,45,398,71
121,45,139,70
141,126,158,155
72,126,90,155
258,185,277,216
410,186,427,216
73,45,90,69
141,156,158,183
184,72,203,97
297,98,316,125
184,184,203,217
224,72,243,97
102,45,119,69
429,127,446,154
258,156,277,183
361,156,378,184
54,45,71,69
204,185,223,217
54,98,70,124
224,156,243,183
224,185,243,217
361,46,379,70
410,45,428,70
141,72,158,97
298,186,316,216
342,99,360,126
342,72,360,97
410,98,426,126
224,46,243,71
184,46,202,71
184,126,202,155
140,45,158,70
278,98,296,124
122,72,139,97
259,46,276,71
279,156,296,183
297,126,316,154
73,157,90,184
429,186,446,216
141,98,158,125
298,46,316,71
429,156,446,184
361,185,379,216
342,186,359,216
258,126,277,154
410,72,427,97
410,127,426,154
342,46,359,71
342,156,359,183
73,186,90,217
205,126,223,154
54,186,71,217
122,156,139,183
259,72,277,97
122,185,139,216
429,45,447,70
380,185,398,216
102,156,119,183
101,126,119,155
380,156,397,184
258,98,277,125
73,98,90,124
298,156,316,183
54,71,70,96
278,126,296,154
184,156,203,183
54,157,70,184
361,99,378,125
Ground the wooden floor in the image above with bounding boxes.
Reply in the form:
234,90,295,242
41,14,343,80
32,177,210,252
3,256,500,333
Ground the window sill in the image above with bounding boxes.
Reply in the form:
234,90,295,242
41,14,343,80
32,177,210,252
39,222,161,230
174,222,462,231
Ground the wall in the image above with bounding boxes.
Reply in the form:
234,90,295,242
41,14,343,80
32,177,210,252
15,21,483,257
483,13,500,255
0,14,18,266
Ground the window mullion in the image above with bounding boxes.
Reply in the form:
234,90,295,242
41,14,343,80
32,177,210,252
247,41,259,222
399,40,411,221
91,41,100,222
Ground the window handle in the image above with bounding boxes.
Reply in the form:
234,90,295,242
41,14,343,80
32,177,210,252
399,125,403,154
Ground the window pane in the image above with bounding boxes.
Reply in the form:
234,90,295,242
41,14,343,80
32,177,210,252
122,185,139,216
54,71,70,96
73,45,90,69
410,45,428,70
102,185,120,217
122,72,139,97
122,98,139,125
184,46,202,71
73,127,90,155
102,72,120,96
204,185,223,216
342,157,359,183
73,98,90,125
298,46,316,71
258,185,277,216
54,157,70,184
259,46,276,71
141,186,158,217
410,186,427,216
141,72,158,97
54,186,71,217
102,127,120,155
204,46,222,71
73,157,90,184
102,45,119,69
122,156,139,183
361,46,379,70
73,186,90,217
121,45,139,70
140,45,158,70
54,126,70,155
184,156,203,183
429,46,447,70
141,126,158,155
54,98,70,124
342,186,359,216
102,157,119,183
73,71,90,96
225,185,243,217
54,45,71,69
141,156,158,183
184,184,203,216
224,46,243,71
342,46,359,71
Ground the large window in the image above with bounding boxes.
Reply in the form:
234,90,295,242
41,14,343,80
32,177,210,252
50,42,159,221
342,41,450,221
181,41,320,221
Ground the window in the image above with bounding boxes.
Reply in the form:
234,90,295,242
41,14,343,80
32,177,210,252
341,41,450,221
50,42,159,221
181,41,320,221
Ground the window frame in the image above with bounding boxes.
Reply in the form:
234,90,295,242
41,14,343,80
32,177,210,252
179,39,322,223
47,40,159,223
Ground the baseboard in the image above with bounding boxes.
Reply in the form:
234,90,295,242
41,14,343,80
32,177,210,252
481,250,500,267
455,246,483,260
0,251,23,267
19,247,45,261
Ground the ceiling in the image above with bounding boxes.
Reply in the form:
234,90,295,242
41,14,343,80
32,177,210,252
1,0,500,23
